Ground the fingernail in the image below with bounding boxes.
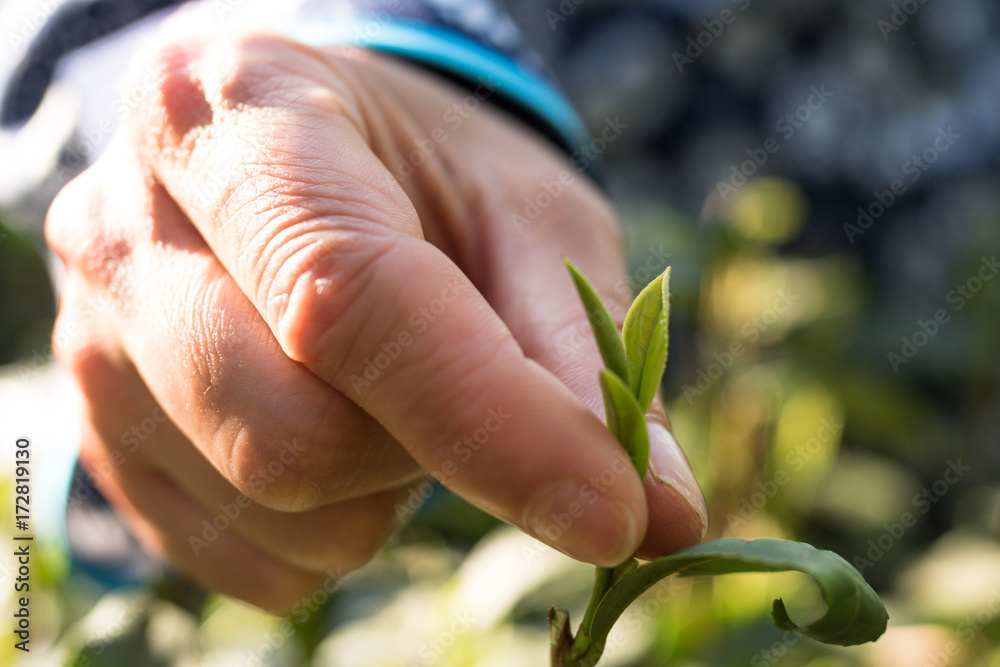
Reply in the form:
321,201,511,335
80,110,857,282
647,422,708,538
525,481,640,567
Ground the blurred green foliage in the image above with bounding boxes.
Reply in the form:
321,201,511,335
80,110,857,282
5,175,999,666
0,220,55,365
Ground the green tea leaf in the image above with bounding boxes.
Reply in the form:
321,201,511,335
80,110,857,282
622,267,670,412
588,538,888,659
564,258,630,385
599,369,650,478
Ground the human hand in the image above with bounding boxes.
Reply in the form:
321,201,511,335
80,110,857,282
45,32,706,611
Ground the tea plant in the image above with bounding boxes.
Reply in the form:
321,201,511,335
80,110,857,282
549,259,888,666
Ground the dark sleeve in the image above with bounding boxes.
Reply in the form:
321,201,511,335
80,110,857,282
1,0,186,126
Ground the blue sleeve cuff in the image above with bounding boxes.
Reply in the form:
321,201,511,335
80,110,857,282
282,17,600,181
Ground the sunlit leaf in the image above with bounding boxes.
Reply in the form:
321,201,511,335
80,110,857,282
564,258,630,385
622,267,670,412
587,538,888,659
599,369,650,478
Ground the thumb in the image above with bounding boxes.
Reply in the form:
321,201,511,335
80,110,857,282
477,173,708,554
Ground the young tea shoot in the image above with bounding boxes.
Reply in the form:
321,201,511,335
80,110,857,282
551,259,888,666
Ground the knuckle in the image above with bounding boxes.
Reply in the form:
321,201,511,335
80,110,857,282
209,34,361,126
291,509,391,573
223,420,360,512
205,33,320,107
46,169,135,292
45,169,102,265
221,401,404,513
80,233,134,294
227,432,325,512
254,572,335,616
52,329,102,387
138,37,213,143
44,184,75,263
140,31,339,142
268,228,398,375
49,283,116,378
323,536,383,574
567,184,622,246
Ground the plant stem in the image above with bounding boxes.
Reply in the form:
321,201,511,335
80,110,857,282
564,642,606,667
566,557,635,663
573,566,613,654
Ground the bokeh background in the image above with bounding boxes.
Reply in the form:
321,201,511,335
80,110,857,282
2,0,999,665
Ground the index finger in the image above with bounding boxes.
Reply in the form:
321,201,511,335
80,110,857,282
132,33,648,567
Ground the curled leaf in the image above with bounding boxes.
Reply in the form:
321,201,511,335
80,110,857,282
622,267,670,412
599,369,650,478
558,260,887,667
564,258,630,386
587,538,888,659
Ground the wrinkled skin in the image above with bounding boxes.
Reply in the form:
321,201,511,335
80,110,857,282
46,33,706,612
